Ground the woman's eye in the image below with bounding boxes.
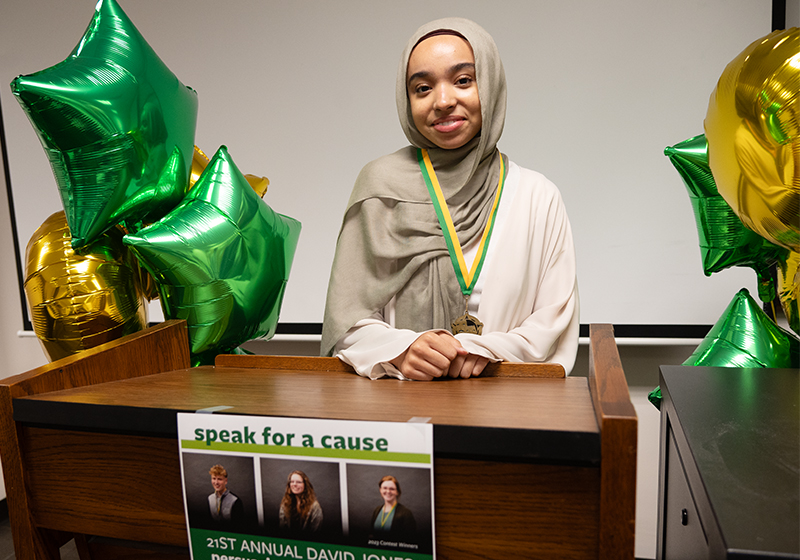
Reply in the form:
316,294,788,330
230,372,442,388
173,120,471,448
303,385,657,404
456,76,473,86
415,84,431,94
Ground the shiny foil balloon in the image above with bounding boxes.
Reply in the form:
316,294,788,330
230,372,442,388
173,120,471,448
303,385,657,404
778,251,800,335
666,134,788,302
705,28,800,253
190,146,211,189
191,145,270,196
124,146,301,364
11,0,198,248
647,386,662,411
24,211,148,361
683,288,800,368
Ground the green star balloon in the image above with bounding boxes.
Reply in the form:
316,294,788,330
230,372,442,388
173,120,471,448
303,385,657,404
665,135,788,301
684,288,800,368
11,0,198,249
647,386,662,411
649,287,800,409
123,146,302,364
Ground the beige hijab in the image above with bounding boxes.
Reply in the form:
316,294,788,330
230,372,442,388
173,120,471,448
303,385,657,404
321,17,507,356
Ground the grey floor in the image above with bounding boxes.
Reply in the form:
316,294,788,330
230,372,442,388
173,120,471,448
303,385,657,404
0,514,12,560
0,508,80,560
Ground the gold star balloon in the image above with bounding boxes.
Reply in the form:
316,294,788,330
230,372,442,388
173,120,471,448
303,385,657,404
191,145,270,196
123,146,302,364
778,251,800,334
24,211,148,361
705,28,800,253
11,0,198,249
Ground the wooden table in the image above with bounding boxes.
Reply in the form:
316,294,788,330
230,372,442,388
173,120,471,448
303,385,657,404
0,321,637,559
656,365,800,559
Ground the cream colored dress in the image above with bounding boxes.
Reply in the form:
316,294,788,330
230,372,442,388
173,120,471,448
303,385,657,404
334,162,580,379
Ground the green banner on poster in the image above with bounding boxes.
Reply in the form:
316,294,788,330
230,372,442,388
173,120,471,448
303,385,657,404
191,529,433,560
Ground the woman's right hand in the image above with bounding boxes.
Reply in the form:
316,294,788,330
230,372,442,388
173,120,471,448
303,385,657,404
389,331,469,381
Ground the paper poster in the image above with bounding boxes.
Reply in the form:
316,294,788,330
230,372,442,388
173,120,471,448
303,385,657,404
177,413,435,560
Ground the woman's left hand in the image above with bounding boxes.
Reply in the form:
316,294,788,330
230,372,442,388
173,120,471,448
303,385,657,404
446,352,489,378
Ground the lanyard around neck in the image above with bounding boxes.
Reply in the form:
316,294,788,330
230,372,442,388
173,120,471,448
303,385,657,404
380,503,396,527
416,148,506,296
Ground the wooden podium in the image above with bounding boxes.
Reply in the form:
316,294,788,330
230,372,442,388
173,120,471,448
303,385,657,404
0,321,637,559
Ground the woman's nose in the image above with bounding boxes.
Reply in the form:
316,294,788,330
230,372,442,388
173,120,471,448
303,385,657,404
433,84,455,111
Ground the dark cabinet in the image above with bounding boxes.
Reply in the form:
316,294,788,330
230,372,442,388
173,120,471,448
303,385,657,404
656,366,799,560
661,428,707,559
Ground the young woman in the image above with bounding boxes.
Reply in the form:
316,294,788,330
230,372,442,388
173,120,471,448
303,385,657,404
322,18,579,380
370,475,416,540
278,470,323,534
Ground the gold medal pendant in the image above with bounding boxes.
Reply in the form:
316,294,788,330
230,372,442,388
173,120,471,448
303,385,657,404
451,296,483,335
451,314,483,335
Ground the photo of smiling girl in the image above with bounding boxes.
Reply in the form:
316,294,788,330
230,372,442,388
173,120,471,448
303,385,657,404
279,470,323,536
369,475,416,541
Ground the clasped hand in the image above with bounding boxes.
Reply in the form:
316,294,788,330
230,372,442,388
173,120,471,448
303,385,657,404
389,331,488,381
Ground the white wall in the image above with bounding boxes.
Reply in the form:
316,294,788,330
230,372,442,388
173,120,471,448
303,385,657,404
0,125,49,376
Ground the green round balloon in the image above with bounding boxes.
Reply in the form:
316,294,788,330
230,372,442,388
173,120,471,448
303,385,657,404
123,146,302,364
11,0,198,248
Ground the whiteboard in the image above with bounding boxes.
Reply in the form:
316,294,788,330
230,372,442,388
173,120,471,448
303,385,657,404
0,0,776,330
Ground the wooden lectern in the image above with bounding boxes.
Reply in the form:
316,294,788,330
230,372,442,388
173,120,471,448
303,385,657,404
0,321,636,559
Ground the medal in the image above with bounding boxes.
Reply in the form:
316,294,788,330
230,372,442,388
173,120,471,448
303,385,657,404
451,295,483,335
417,149,506,336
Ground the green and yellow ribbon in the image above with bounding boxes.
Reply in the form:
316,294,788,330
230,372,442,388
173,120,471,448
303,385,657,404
417,148,506,296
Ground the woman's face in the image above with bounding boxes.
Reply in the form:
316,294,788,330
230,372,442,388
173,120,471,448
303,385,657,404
380,480,398,503
406,34,482,150
290,474,305,495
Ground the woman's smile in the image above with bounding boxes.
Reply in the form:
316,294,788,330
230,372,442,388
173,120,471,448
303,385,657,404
433,116,466,133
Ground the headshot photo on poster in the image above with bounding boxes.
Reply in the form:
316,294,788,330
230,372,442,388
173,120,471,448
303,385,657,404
181,453,259,535
259,457,343,542
346,463,433,556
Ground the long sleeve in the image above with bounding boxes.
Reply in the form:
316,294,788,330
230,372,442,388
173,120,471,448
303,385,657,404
455,165,580,373
334,314,438,380
334,162,579,376
307,501,323,532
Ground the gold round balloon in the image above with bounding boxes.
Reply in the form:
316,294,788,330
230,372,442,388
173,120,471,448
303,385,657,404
191,145,269,196
705,28,800,253
24,211,148,361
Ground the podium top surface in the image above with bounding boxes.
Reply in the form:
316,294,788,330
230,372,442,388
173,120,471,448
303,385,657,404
14,366,601,464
